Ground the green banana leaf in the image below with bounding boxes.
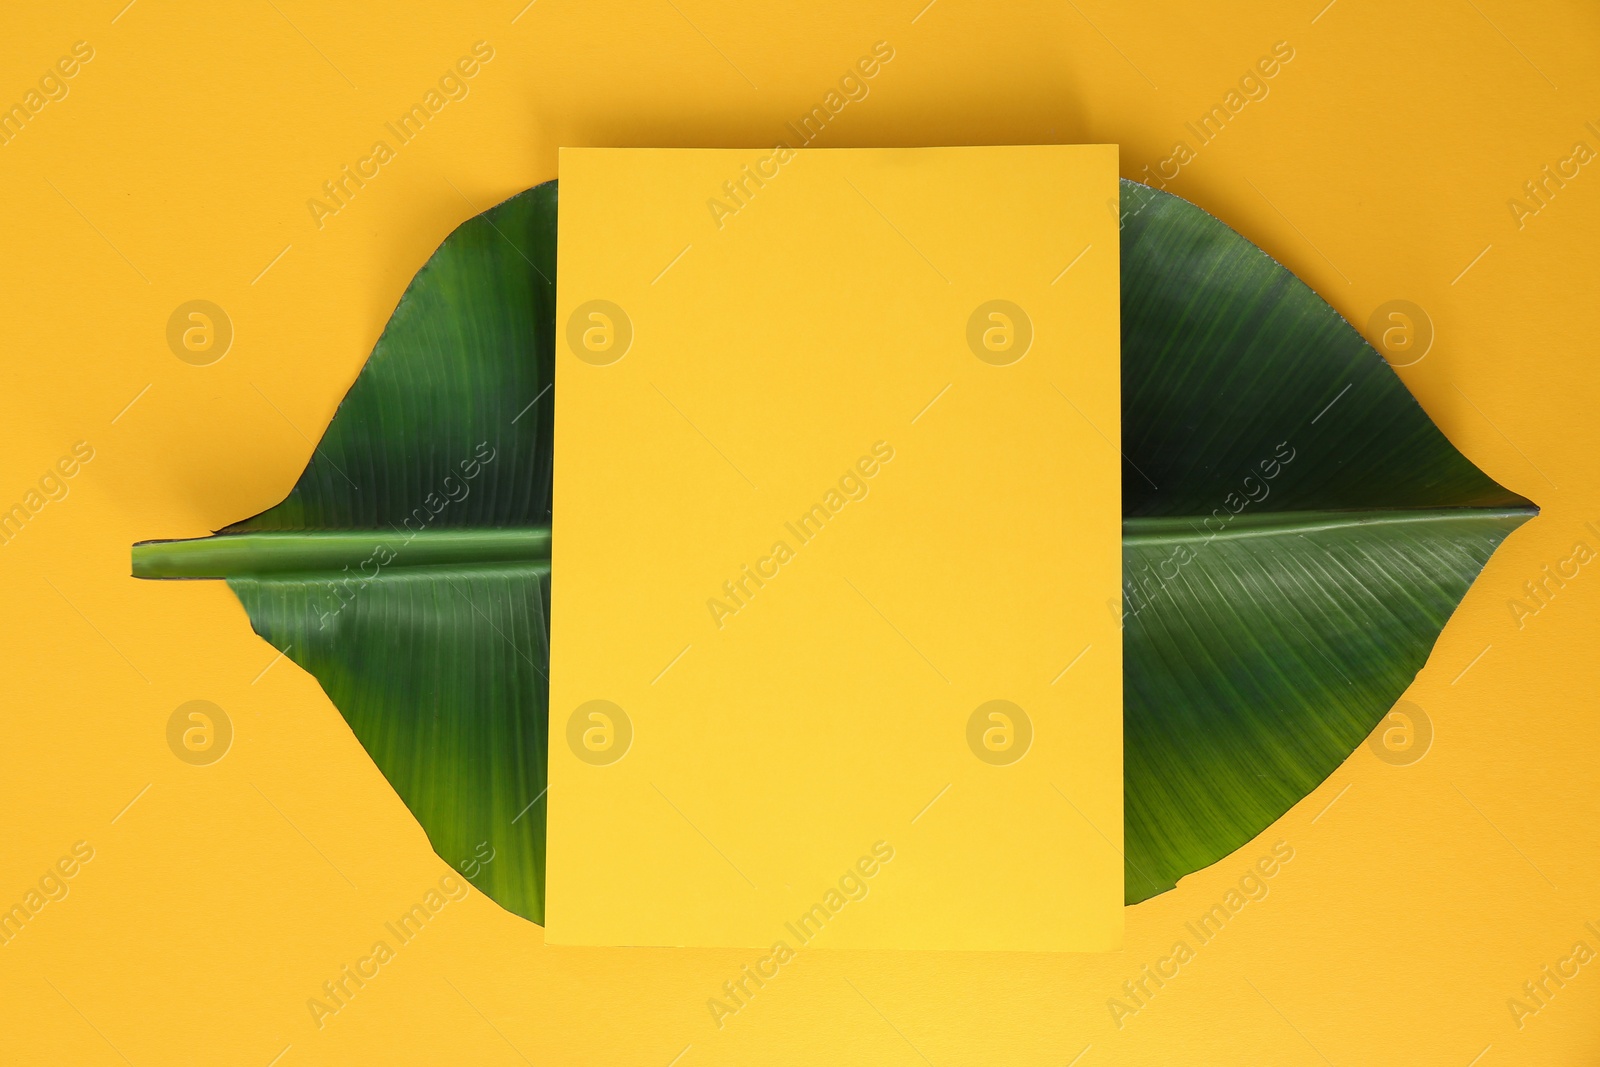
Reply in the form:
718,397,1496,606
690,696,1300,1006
133,178,1534,922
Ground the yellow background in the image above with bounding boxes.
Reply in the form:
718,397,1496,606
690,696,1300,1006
548,146,1122,951
1,0,1596,1062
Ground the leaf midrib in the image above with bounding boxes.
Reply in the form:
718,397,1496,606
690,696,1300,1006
1123,506,1537,546
132,506,1537,578
132,528,552,578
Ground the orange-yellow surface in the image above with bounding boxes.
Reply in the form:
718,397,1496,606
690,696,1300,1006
1,2,1596,1063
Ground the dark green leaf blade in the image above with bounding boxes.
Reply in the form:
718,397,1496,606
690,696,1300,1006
1121,509,1527,902
1119,179,1529,516
229,183,557,532
1117,180,1534,903
156,182,561,925
230,564,550,921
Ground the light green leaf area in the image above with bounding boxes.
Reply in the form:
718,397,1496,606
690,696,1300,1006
134,178,1532,922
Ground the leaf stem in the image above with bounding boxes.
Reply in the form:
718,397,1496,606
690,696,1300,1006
132,527,552,578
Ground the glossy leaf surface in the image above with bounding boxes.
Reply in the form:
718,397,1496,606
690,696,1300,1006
134,178,1533,918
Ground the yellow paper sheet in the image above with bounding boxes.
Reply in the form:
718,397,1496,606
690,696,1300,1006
548,145,1122,951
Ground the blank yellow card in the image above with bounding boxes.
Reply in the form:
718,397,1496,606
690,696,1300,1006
548,145,1122,951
